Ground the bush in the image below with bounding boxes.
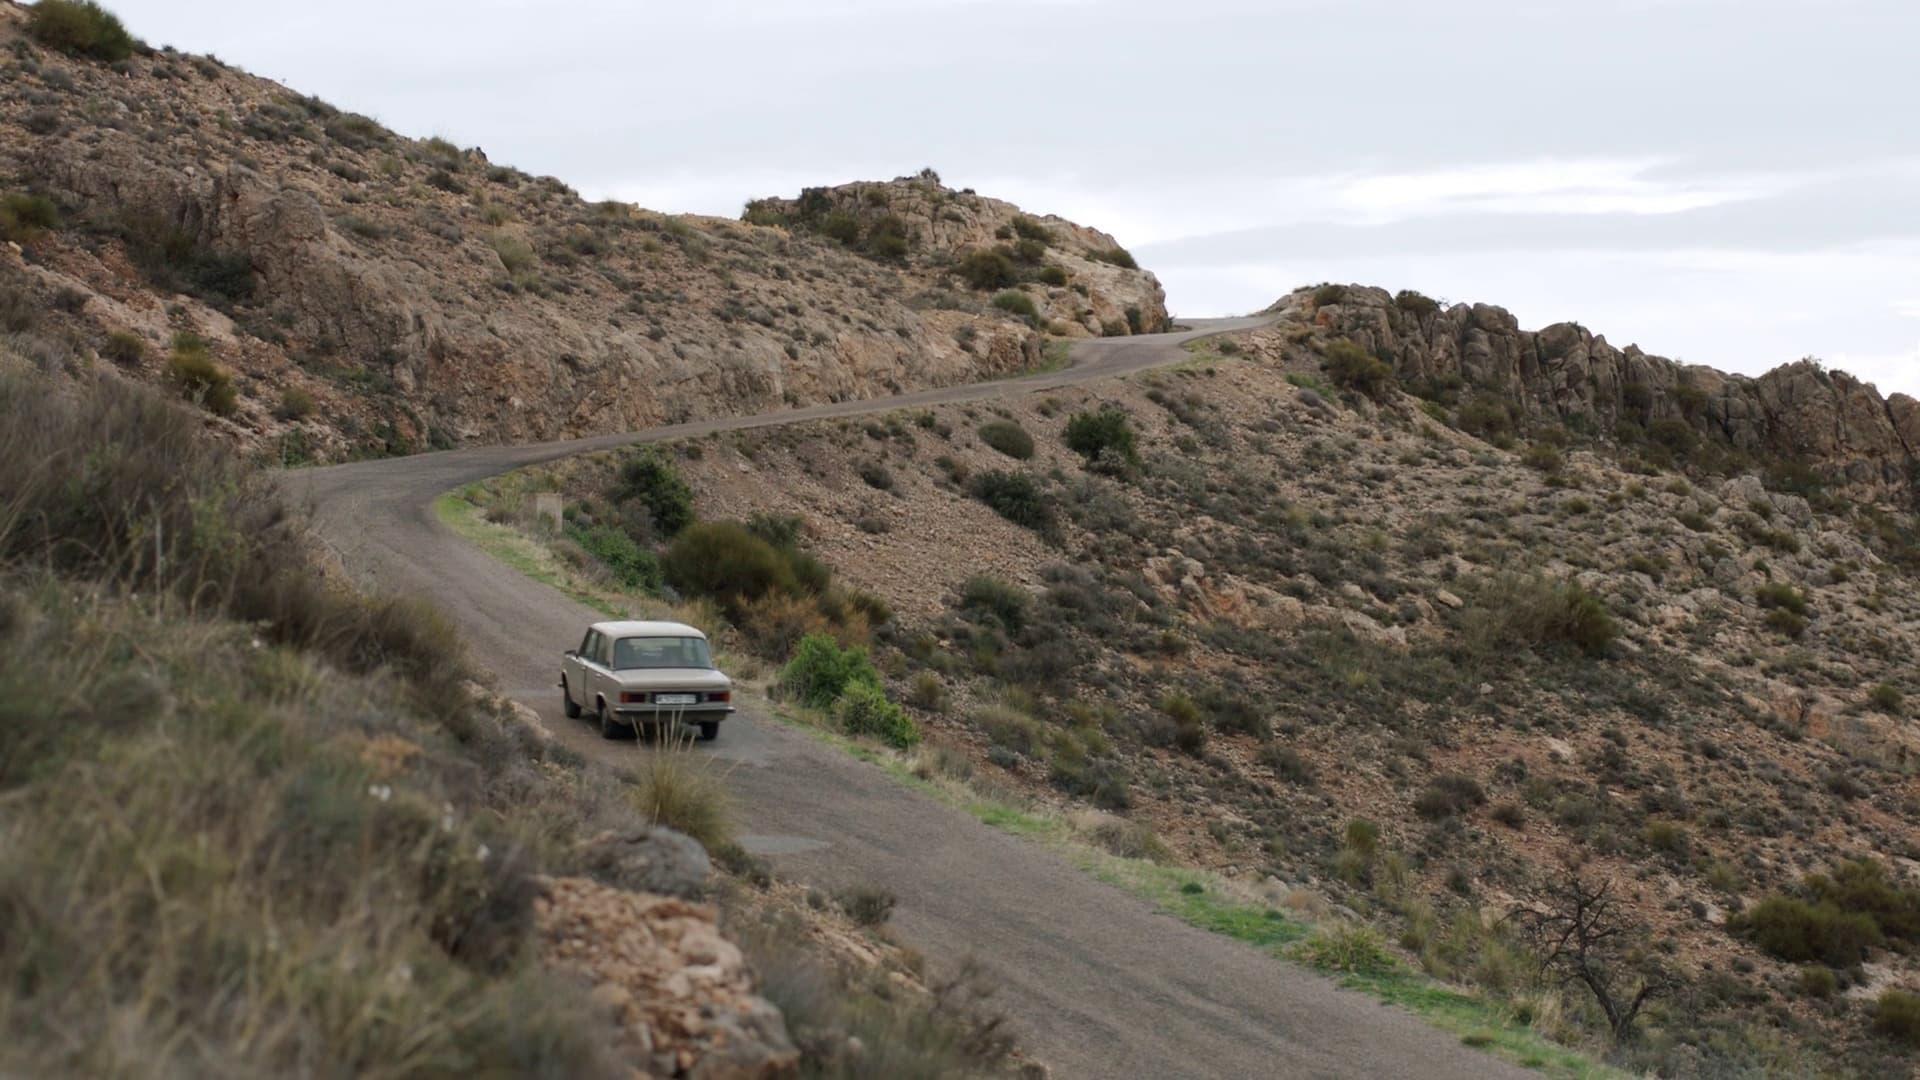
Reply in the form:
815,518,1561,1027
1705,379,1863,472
1875,990,1920,1048
100,331,144,366
857,461,893,490
618,449,695,538
631,744,733,851
833,885,897,927
1063,407,1137,466
661,521,797,620
1521,444,1563,473
1870,682,1904,714
1298,923,1394,975
779,634,880,710
1414,774,1486,821
165,333,237,416
275,386,316,421
991,290,1037,319
1035,265,1068,287
969,471,1053,534
1461,575,1615,659
1322,340,1396,400
977,420,1034,460
1088,247,1138,270
122,213,256,306
1159,692,1207,756
1765,608,1809,638
956,249,1017,290
1733,896,1881,967
568,524,660,590
1798,966,1837,999
1754,581,1808,616
1394,290,1439,317
959,576,1028,632
25,0,135,61
1259,744,1315,785
0,194,60,243
1010,216,1051,243
833,680,920,749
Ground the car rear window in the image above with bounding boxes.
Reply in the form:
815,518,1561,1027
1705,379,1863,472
610,636,713,671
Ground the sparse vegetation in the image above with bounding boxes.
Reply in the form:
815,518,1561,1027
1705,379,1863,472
165,332,237,416
978,419,1035,459
25,0,135,61
1063,406,1138,470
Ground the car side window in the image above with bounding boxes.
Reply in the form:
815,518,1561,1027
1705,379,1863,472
581,630,602,666
578,628,594,656
594,633,612,667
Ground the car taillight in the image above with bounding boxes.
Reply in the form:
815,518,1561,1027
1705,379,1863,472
708,691,731,703
621,691,645,704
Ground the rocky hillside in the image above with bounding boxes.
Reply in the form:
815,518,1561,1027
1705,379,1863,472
467,291,1920,1074
747,174,1168,340
1267,284,1920,500
0,0,1162,463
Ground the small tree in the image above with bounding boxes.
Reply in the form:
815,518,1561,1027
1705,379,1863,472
1515,874,1670,1044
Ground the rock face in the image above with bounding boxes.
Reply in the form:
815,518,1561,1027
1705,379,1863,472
1256,285,1919,499
535,876,798,1079
0,6,1150,462
746,173,1169,340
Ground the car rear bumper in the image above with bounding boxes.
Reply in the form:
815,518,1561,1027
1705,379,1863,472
613,705,734,718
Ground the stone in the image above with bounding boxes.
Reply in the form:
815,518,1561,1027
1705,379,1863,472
578,827,712,898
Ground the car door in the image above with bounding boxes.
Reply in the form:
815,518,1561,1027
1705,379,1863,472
587,631,615,707
568,629,599,707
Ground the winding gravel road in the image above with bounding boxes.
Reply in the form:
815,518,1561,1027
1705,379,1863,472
294,318,1527,1080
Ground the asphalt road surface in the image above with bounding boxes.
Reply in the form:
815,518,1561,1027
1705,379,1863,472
294,318,1528,1080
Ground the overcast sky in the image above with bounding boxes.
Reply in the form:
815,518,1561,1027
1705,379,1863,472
111,0,1920,396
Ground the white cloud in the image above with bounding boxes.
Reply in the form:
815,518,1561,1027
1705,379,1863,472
1330,159,1784,222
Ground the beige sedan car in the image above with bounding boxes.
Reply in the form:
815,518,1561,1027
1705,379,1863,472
560,620,733,740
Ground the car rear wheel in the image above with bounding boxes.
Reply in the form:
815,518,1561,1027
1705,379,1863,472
598,700,627,740
562,678,581,719
697,720,720,742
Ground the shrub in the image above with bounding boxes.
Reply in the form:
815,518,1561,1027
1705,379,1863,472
1754,581,1808,616
956,249,1017,290
1461,575,1616,659
618,449,695,537
857,461,893,490
834,681,920,749
1259,744,1315,785
1322,340,1395,400
1875,990,1920,1048
25,0,135,61
100,331,144,365
819,212,860,245
1159,692,1207,756
1765,608,1808,638
959,575,1028,632
1311,283,1349,306
969,471,1053,534
1733,896,1881,967
1010,216,1051,242
121,214,255,306
1798,966,1837,999
1394,290,1439,317
568,524,660,590
978,419,1034,460
779,633,880,710
1521,444,1563,473
1088,247,1138,270
1643,820,1690,857
488,232,536,274
1299,923,1393,975
1414,774,1486,821
1870,682,1903,714
661,521,797,619
991,290,1037,319
1035,265,1068,287
0,194,61,243
1063,407,1137,466
275,387,316,421
165,333,236,416
834,885,897,927
631,743,733,851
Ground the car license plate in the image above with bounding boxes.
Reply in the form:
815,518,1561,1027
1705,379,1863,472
654,693,698,706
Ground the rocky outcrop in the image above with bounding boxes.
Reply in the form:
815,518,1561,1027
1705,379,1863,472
1256,285,1919,499
0,10,1135,462
747,173,1168,339
535,876,798,1078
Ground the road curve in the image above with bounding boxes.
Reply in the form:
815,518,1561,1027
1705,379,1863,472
292,319,1527,1080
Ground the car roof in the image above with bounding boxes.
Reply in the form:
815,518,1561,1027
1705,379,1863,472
590,620,708,640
